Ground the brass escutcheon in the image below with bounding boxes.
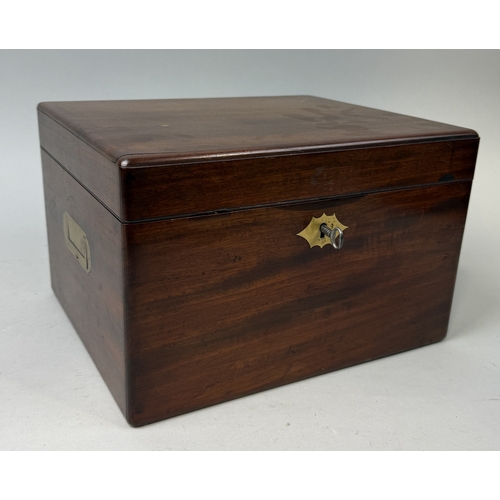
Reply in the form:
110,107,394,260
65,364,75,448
297,213,348,249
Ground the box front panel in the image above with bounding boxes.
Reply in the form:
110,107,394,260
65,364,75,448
124,182,471,426
120,139,478,221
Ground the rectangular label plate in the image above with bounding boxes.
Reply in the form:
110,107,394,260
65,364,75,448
63,211,91,273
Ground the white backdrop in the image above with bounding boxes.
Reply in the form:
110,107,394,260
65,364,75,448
1,50,499,450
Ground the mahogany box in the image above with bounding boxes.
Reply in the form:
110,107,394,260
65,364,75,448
38,96,479,426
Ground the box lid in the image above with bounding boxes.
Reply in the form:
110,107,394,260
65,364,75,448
38,96,479,222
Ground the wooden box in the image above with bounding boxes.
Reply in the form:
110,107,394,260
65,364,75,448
38,96,479,426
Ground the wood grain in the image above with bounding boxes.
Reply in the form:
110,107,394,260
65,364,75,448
119,139,478,221
41,151,127,416
124,181,471,426
38,96,478,222
38,96,479,427
38,111,122,218
37,96,477,164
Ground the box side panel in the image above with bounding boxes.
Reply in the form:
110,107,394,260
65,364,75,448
41,151,127,417
38,110,122,218
120,139,478,221
124,181,471,426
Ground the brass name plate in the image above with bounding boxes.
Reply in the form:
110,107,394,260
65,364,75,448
63,212,91,273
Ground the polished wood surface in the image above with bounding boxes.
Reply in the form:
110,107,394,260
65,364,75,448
119,139,478,221
124,182,471,425
38,96,478,221
42,151,126,415
38,111,122,218
38,96,477,164
38,96,479,426
42,152,473,426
